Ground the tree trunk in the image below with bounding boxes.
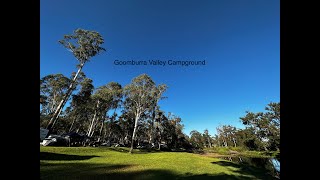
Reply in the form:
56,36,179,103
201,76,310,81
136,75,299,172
232,137,237,147
129,111,140,153
148,126,153,144
97,114,105,142
87,111,97,136
51,93,57,114
69,116,77,133
90,114,101,137
90,123,96,137
46,63,84,132
207,137,212,148
124,133,128,145
259,136,268,151
222,137,228,147
148,109,156,144
107,131,112,145
158,131,161,150
103,125,107,139
87,100,100,137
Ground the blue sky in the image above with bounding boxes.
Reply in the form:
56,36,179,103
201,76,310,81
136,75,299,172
41,0,279,136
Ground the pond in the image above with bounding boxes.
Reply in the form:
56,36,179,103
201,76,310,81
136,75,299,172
219,156,280,179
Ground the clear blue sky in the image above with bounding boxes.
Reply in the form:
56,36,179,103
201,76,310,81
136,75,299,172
40,0,279,136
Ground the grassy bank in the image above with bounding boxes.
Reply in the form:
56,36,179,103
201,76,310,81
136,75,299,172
40,146,276,180
203,147,280,158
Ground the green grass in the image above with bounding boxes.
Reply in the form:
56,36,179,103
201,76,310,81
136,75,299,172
40,146,276,180
203,147,279,158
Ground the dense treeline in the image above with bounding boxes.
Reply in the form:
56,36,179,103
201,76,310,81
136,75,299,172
189,102,280,151
40,28,279,152
40,73,192,151
40,72,279,152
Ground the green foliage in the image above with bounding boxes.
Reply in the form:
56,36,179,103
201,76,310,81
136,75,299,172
229,146,247,152
208,102,280,152
59,28,106,64
240,102,280,151
216,147,230,155
190,130,204,149
65,77,95,133
124,74,157,113
40,74,71,115
93,82,123,111
123,74,169,152
240,151,271,158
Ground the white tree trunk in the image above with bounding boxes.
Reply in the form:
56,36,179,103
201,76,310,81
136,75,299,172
87,111,97,136
46,63,84,131
149,108,156,144
87,100,100,137
158,136,161,150
129,110,140,153
103,125,107,141
232,137,237,147
208,137,212,148
223,137,228,147
148,126,153,144
69,116,77,132
97,115,105,142
90,115,101,137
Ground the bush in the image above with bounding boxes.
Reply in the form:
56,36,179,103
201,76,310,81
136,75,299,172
230,146,247,152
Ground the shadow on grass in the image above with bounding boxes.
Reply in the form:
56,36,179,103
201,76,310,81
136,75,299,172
40,152,99,161
40,161,246,180
40,151,276,179
211,161,276,180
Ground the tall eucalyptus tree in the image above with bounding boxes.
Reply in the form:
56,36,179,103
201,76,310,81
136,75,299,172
124,74,166,153
46,29,106,131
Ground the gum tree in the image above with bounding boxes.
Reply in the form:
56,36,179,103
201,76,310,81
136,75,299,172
87,82,122,138
46,28,106,132
124,74,168,153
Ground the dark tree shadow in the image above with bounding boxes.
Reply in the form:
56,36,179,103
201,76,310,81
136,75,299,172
40,152,99,161
180,173,245,180
40,152,276,179
211,161,277,180
40,162,248,180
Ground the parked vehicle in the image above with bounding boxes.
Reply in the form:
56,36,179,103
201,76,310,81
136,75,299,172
40,128,49,141
41,135,68,146
63,132,85,147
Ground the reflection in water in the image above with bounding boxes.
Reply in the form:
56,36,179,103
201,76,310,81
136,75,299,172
220,156,280,179
271,158,280,172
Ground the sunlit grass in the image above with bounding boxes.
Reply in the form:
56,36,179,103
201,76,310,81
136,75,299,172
40,146,275,180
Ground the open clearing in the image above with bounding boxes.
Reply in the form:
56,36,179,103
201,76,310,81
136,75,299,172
40,146,275,180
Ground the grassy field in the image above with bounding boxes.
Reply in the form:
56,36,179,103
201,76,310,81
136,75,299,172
203,147,279,159
40,146,276,180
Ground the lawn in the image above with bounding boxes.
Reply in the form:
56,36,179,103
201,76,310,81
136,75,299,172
40,146,276,180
